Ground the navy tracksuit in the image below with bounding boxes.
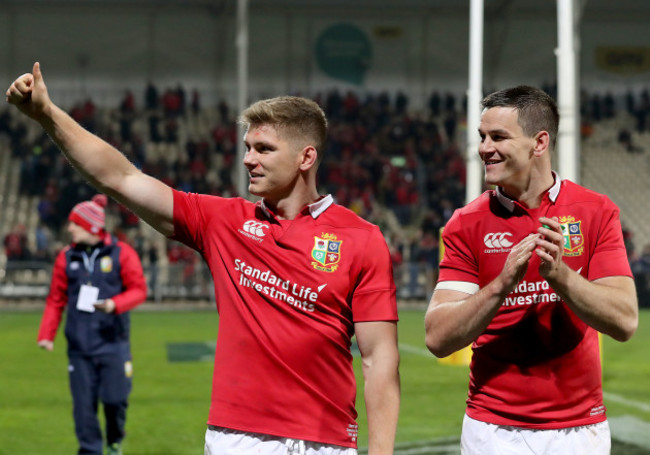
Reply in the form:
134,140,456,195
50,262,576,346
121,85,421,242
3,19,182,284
39,235,146,454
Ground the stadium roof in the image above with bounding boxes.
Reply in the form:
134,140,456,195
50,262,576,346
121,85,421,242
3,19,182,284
3,0,650,22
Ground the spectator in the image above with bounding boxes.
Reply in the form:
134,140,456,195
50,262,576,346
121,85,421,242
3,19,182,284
147,241,160,298
428,91,441,117
144,81,159,111
387,234,404,286
191,88,201,114
119,90,135,115
118,90,136,143
617,128,643,154
407,231,439,299
4,223,31,263
175,83,187,116
37,185,61,230
33,221,53,261
162,88,181,118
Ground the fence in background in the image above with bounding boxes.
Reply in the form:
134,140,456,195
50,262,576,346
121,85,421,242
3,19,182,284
1,259,648,308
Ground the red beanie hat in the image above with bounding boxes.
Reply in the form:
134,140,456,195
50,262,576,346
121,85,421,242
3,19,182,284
68,194,108,235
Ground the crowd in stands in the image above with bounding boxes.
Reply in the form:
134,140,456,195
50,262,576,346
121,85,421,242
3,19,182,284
580,86,650,154
580,87,650,131
633,244,650,308
2,83,650,303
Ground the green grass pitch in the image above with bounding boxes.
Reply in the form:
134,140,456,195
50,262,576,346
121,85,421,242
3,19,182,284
1,308,648,454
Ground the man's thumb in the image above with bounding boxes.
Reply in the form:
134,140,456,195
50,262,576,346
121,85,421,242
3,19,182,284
32,61,42,83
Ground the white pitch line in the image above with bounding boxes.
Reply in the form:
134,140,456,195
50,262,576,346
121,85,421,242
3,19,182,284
359,438,461,455
395,445,460,455
604,392,650,413
609,415,650,449
399,343,433,357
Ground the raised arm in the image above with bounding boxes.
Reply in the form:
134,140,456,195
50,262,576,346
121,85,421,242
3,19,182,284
6,62,174,236
355,320,400,455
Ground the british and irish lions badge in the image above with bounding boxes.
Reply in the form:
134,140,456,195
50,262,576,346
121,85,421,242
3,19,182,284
311,234,342,272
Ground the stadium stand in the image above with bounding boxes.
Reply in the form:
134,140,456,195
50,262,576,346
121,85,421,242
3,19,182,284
1,87,649,307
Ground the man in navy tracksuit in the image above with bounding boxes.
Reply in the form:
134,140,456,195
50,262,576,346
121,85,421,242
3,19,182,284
38,195,147,455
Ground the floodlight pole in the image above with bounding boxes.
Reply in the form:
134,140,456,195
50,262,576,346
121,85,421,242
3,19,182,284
236,0,249,198
465,0,484,203
556,0,581,183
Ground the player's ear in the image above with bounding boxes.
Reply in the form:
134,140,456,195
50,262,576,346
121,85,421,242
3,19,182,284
299,145,318,171
533,130,550,157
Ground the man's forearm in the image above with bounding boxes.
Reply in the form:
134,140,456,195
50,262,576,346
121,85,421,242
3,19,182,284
548,265,638,341
364,362,400,454
425,277,509,358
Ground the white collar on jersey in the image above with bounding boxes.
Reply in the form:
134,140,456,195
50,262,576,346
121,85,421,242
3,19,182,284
495,171,562,212
259,194,334,219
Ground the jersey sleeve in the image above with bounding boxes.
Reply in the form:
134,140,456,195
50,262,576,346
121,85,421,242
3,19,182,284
438,210,479,284
37,250,68,342
588,197,632,281
171,189,207,251
350,226,398,322
112,242,148,314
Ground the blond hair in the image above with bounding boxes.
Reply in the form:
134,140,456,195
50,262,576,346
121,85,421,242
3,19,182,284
239,96,328,163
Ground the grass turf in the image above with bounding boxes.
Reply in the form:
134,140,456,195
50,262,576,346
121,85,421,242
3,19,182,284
0,308,648,454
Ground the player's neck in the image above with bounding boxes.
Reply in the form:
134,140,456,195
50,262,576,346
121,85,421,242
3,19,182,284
502,171,555,209
266,186,321,220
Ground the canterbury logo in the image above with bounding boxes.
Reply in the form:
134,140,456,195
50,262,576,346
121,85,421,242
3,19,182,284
484,232,513,249
242,220,269,237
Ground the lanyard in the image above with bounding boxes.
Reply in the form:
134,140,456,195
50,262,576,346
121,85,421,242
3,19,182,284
81,249,101,277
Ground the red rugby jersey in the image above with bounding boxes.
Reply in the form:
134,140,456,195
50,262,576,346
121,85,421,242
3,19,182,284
171,191,397,447
438,176,632,428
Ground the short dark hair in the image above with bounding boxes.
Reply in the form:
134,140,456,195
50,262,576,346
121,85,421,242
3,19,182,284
481,85,559,151
239,96,328,163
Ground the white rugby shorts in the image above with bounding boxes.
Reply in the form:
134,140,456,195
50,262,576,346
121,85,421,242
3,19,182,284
461,414,611,455
205,426,358,455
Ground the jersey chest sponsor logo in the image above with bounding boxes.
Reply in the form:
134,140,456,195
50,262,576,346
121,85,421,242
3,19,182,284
559,215,584,256
502,279,561,307
234,258,326,313
483,232,513,253
238,219,270,243
502,267,582,308
311,233,342,272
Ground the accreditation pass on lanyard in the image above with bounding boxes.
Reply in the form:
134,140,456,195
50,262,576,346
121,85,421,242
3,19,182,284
76,249,101,313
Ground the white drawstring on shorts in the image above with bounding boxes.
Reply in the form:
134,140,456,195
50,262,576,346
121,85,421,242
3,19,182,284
285,438,307,455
